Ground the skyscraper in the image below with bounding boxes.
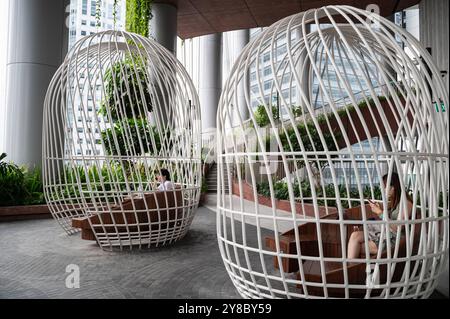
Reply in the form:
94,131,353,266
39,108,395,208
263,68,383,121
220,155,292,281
69,0,126,50
67,0,126,160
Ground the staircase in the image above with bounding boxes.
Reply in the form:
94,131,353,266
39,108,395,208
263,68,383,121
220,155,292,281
205,163,230,194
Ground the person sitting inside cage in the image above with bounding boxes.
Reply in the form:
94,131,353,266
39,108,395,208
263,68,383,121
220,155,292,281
347,172,414,260
157,168,175,191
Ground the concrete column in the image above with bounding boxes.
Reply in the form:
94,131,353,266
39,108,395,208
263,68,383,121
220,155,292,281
420,0,449,90
4,0,69,167
235,29,250,123
148,3,178,127
420,0,449,298
150,3,177,55
199,33,222,133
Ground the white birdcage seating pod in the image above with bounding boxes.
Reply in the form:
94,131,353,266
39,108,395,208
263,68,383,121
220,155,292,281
43,31,201,250
217,6,448,298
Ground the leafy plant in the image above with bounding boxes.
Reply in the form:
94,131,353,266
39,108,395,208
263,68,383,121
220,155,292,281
255,177,385,209
0,154,46,206
0,153,26,206
99,57,153,122
22,167,44,205
95,0,102,28
101,118,161,156
98,56,165,160
113,0,119,29
254,105,280,127
292,106,303,118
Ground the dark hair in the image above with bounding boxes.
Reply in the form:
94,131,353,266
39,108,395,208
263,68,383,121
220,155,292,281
382,172,412,212
160,168,171,181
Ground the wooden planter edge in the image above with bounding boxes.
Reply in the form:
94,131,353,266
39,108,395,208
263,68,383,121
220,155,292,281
0,204,52,221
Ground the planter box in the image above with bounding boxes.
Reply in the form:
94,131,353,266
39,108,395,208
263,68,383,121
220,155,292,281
0,204,51,222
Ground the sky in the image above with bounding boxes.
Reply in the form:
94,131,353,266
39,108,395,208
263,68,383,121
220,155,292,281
0,0,9,152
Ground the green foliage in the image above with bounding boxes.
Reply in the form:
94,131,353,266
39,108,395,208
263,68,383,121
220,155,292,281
0,153,45,206
126,0,153,37
113,0,119,28
254,105,279,127
278,122,339,161
22,167,44,205
0,153,26,206
95,0,101,28
274,180,289,200
256,180,307,201
99,58,153,122
101,118,161,156
256,181,271,197
291,106,303,118
255,177,385,209
254,105,304,127
58,162,146,202
99,57,164,158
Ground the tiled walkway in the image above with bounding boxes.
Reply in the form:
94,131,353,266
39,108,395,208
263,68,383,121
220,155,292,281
0,206,447,299
0,207,239,299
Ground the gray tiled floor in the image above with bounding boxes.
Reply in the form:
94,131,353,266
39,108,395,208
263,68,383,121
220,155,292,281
0,207,447,299
0,207,240,299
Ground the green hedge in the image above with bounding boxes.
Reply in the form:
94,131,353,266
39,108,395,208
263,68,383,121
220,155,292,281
256,179,383,209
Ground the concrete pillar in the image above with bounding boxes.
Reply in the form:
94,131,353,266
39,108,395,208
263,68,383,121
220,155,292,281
235,29,250,123
148,3,178,127
199,33,222,133
420,0,449,298
4,0,69,167
150,3,177,55
420,0,449,90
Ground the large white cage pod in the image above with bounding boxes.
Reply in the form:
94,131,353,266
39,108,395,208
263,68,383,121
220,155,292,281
43,31,201,250
217,6,448,298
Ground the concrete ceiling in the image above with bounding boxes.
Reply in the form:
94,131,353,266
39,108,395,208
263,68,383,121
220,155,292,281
155,0,421,39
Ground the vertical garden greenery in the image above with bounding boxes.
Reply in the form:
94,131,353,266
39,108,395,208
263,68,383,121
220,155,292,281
113,0,118,29
95,0,102,28
99,56,160,157
126,0,153,37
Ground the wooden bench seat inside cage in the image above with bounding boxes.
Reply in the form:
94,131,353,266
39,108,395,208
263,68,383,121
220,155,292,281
72,187,185,243
265,205,422,297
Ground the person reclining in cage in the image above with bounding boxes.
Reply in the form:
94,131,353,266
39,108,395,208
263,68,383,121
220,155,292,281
347,172,414,260
156,168,175,191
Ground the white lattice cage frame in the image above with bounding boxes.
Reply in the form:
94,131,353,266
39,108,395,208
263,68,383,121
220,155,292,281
43,31,201,250
217,5,448,298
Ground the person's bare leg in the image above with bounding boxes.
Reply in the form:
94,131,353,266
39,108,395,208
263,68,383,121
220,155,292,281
355,241,378,259
347,231,364,260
